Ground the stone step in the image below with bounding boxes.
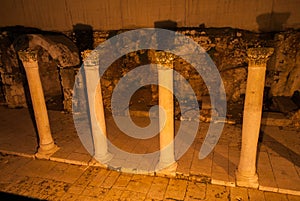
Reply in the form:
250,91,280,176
271,96,298,114
292,91,300,108
261,112,292,126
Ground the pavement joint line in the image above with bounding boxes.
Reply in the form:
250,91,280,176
211,178,236,187
259,185,279,193
1,150,300,196
49,156,89,166
278,188,300,196
0,149,35,159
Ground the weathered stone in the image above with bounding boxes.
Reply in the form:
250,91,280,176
261,112,292,126
154,51,177,172
60,68,75,89
1,28,299,117
18,49,59,159
60,68,76,112
0,35,27,108
81,49,113,164
20,34,80,68
221,67,247,102
272,96,298,115
236,47,274,188
0,31,80,111
38,48,62,105
290,110,300,127
270,31,300,97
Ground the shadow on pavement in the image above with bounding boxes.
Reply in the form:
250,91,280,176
0,191,45,201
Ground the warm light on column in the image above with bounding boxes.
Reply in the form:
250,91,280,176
236,47,274,188
82,50,113,163
18,49,59,159
155,51,177,173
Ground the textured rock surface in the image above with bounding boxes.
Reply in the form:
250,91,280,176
270,31,300,97
291,110,300,127
0,28,299,114
0,32,27,108
0,29,80,112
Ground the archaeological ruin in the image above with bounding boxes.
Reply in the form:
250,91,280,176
0,0,299,200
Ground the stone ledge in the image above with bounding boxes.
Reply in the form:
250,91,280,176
261,112,292,126
1,149,300,196
0,149,35,159
211,178,236,187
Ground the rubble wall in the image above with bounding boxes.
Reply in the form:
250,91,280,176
0,28,299,115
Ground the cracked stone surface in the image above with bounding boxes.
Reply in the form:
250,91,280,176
0,154,299,201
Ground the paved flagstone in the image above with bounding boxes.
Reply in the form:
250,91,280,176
0,106,300,199
1,154,298,201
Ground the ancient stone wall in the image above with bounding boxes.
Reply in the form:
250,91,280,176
87,29,299,112
0,32,27,108
0,29,80,111
269,31,300,97
0,27,299,117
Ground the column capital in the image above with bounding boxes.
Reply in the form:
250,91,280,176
81,50,100,67
247,48,274,66
81,50,92,60
18,49,38,63
154,51,174,69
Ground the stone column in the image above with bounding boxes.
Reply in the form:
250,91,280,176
236,48,274,188
18,50,59,159
82,50,113,163
155,51,177,173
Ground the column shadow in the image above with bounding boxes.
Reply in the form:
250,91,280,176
258,129,300,168
73,24,94,54
256,12,290,32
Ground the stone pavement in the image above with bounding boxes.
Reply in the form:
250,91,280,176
0,106,300,199
1,154,300,201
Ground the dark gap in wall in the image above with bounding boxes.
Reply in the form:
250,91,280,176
37,48,64,111
73,24,93,55
0,73,5,104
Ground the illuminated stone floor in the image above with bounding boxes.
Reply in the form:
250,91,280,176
0,106,299,199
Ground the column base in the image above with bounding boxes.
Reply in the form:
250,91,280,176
35,143,59,159
89,158,109,168
155,161,177,177
235,170,259,188
94,152,113,164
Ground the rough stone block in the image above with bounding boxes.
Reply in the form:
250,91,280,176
272,96,298,114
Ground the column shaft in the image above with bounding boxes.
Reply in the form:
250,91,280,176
239,66,266,174
236,48,274,188
82,50,112,163
154,52,177,172
158,68,175,166
18,50,58,158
